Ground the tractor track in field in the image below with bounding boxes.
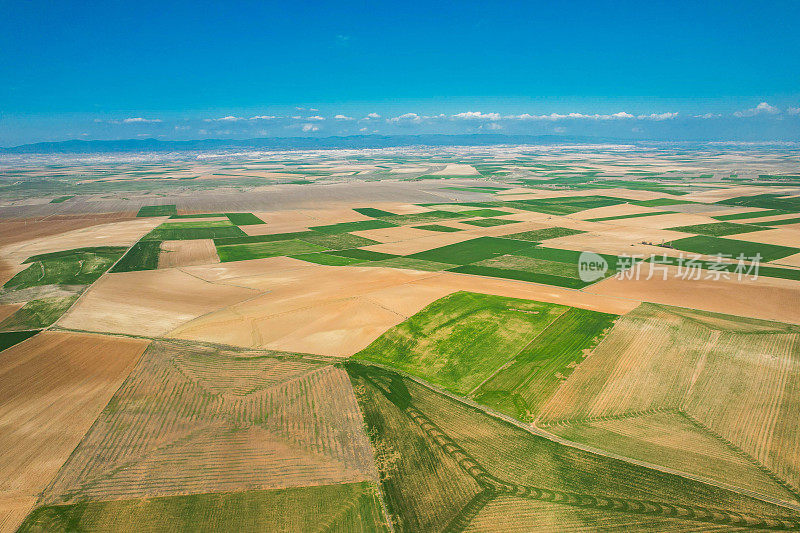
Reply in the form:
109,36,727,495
359,367,800,532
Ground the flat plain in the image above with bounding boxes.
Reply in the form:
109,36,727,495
2,143,800,531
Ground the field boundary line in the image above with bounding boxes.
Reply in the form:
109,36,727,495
466,306,569,396
353,361,800,513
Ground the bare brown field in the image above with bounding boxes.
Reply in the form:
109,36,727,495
0,214,137,247
0,331,148,532
0,304,23,324
1,218,163,267
538,303,800,496
57,268,259,336
41,341,376,504
587,263,800,324
158,239,220,268
168,261,638,356
602,212,714,229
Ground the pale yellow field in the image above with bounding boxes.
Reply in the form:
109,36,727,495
158,239,220,268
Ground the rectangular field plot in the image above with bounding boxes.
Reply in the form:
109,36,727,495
310,219,398,234
354,291,568,394
668,235,800,261
144,221,247,240
0,293,79,330
588,210,675,222
299,232,380,250
137,204,177,217
19,482,388,533
460,217,520,227
39,341,377,506
347,363,800,532
667,221,764,236
503,227,585,241
225,212,266,225
409,236,533,264
216,239,327,262
538,303,800,498
157,239,220,268
412,224,463,232
291,252,368,266
110,240,162,272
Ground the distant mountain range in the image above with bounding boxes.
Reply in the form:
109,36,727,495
0,134,616,154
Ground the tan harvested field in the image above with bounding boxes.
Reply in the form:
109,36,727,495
538,303,800,495
572,203,655,220
0,214,138,247
41,341,376,504
167,260,638,356
587,263,800,324
158,239,220,268
547,411,796,502
0,218,163,267
0,331,148,532
0,304,22,323
726,227,800,248
432,163,478,175
58,268,259,336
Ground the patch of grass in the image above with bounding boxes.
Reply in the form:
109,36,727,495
412,224,463,232
409,236,533,264
363,257,456,271
381,211,467,225
353,207,398,217
667,222,764,236
50,195,74,203
109,240,162,272
136,204,177,217
354,291,567,395
448,264,589,288
508,195,628,215
474,254,582,278
18,482,389,533
225,212,266,225
144,223,247,240
329,249,398,261
457,209,514,217
459,217,519,227
751,216,800,227
629,198,695,207
718,193,800,211
504,227,585,241
5,247,127,290
644,254,800,281
310,219,398,234
516,246,638,272
0,294,79,331
160,219,234,229
216,239,327,262
291,252,368,266
588,210,674,222
299,232,380,250
169,212,228,219
0,330,40,351
667,235,800,262
214,231,317,245
473,307,618,421
712,209,788,221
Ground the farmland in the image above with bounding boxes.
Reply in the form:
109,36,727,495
3,144,800,531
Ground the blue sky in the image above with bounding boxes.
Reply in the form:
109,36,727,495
1,0,799,145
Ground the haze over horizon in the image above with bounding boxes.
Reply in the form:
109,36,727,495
2,0,799,146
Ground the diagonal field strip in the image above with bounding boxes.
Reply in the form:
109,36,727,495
356,363,800,531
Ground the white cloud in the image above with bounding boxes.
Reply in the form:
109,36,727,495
507,112,635,121
205,116,244,122
787,107,800,115
307,115,325,121
363,112,381,120
249,115,276,120
637,112,679,120
388,113,422,124
733,102,780,118
334,114,353,120
452,111,501,121
485,122,503,130
301,123,319,132
123,117,162,123
291,115,302,119
695,113,722,119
